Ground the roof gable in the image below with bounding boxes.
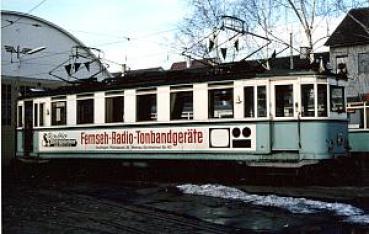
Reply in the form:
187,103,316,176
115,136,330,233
325,7,369,47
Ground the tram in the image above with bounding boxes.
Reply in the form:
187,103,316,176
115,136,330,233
347,101,369,154
16,62,348,168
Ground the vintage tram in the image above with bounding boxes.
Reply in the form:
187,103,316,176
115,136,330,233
16,62,348,168
347,101,369,154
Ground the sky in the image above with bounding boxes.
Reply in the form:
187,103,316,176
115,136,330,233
1,0,188,72
2,0,363,73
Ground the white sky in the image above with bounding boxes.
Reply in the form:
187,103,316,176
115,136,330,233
1,0,188,72
2,0,360,73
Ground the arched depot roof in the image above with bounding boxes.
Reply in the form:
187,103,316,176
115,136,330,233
1,10,111,81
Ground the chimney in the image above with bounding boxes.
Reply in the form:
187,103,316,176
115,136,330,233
300,46,311,60
319,57,326,73
186,57,191,68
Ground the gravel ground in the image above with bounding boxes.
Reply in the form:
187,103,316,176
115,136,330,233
3,161,369,233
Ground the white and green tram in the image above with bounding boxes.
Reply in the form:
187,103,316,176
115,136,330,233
16,64,348,168
347,101,369,154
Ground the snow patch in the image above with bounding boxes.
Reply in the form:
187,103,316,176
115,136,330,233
177,184,369,224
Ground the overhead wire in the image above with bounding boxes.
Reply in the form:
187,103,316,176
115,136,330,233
2,0,48,28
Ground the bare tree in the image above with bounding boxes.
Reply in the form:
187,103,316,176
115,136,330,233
177,0,369,62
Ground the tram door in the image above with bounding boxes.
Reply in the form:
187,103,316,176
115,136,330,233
23,101,33,157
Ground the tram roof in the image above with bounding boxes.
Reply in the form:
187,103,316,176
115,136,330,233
19,58,345,99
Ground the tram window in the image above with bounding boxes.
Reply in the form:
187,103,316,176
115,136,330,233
17,106,23,127
244,87,254,118
348,109,364,128
137,94,157,121
170,91,193,120
105,96,124,123
318,84,327,117
51,101,66,125
257,86,267,117
39,103,44,126
330,86,345,113
366,108,369,129
77,99,94,124
34,103,38,127
275,85,293,117
208,88,234,118
301,84,315,117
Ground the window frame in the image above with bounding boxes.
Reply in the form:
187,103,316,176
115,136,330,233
170,87,194,121
51,101,67,126
243,86,255,118
358,52,369,75
76,98,94,125
274,84,294,118
347,103,368,129
208,83,234,119
34,103,39,127
300,84,315,117
317,84,328,117
136,89,157,122
17,105,23,127
256,85,267,118
39,103,44,126
329,85,345,113
105,94,124,123
336,55,348,74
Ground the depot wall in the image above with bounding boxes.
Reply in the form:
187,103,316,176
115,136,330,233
1,11,111,167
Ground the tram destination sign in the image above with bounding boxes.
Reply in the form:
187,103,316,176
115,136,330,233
38,125,256,152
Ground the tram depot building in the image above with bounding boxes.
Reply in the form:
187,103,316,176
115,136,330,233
2,8,369,167
1,11,110,167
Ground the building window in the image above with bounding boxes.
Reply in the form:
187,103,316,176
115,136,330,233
358,53,369,74
301,84,315,117
17,106,23,127
2,84,12,126
275,85,294,117
257,86,267,117
137,94,157,121
336,55,348,74
105,96,124,123
34,103,38,127
39,103,44,126
51,101,67,125
170,91,193,120
209,88,234,118
77,99,94,124
244,87,254,118
330,86,345,113
317,84,327,117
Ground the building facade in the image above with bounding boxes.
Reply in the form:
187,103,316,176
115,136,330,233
325,7,369,101
1,11,111,166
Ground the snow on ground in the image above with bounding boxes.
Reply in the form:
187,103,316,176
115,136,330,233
177,184,369,224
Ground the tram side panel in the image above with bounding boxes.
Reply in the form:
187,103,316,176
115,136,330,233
349,131,369,152
16,120,347,162
299,121,348,159
271,121,347,160
16,122,274,160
